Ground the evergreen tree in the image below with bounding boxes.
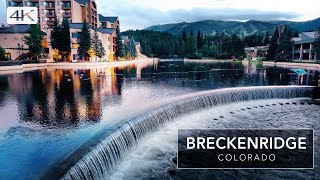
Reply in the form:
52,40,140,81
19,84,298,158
61,18,71,57
23,25,44,60
125,37,137,59
274,27,294,61
263,32,270,45
266,27,281,60
0,46,6,61
97,40,106,61
115,26,125,59
182,30,187,43
313,27,320,60
231,33,244,58
92,28,99,61
78,20,91,59
50,16,61,50
186,34,197,58
51,17,71,61
197,30,203,50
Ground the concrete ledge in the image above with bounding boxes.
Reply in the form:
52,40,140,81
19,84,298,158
0,59,153,75
263,61,320,69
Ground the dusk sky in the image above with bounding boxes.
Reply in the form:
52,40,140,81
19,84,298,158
1,0,320,30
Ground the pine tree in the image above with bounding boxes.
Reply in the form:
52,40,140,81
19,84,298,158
115,26,125,59
186,34,197,58
78,20,91,59
182,30,187,43
50,16,61,50
274,27,294,61
126,37,137,58
23,25,44,60
92,28,99,61
61,18,71,57
263,32,270,45
313,27,320,60
97,40,106,61
266,27,281,60
197,30,203,50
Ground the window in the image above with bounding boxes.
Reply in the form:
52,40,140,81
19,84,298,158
72,33,78,39
72,43,80,49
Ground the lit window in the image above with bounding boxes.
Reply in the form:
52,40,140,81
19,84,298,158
72,43,80,49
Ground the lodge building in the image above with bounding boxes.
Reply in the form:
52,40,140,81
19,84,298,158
0,0,121,62
293,31,318,61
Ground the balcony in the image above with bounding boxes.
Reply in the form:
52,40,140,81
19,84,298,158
8,2,23,7
46,4,55,9
26,3,39,7
46,12,55,17
47,20,54,25
63,12,72,17
62,3,71,9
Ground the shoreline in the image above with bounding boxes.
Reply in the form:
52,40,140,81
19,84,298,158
0,59,154,75
262,61,320,70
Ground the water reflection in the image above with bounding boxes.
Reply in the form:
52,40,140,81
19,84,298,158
0,60,319,129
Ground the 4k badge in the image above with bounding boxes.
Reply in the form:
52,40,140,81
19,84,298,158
7,7,38,25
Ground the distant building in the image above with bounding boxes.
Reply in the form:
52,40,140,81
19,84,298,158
121,36,129,45
292,31,318,60
135,42,141,58
245,46,269,58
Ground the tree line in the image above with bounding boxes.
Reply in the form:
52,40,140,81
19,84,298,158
122,27,320,61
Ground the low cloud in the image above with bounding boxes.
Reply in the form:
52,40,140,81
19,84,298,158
0,0,301,30
97,0,301,31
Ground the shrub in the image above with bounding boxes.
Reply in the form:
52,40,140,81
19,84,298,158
237,56,245,61
216,53,230,59
0,46,7,61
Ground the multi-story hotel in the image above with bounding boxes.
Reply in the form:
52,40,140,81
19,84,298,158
293,31,318,61
0,0,120,62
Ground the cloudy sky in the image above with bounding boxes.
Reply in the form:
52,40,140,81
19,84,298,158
1,0,319,30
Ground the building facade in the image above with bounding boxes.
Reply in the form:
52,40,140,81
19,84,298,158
1,0,120,62
245,46,268,59
6,0,98,31
293,31,318,60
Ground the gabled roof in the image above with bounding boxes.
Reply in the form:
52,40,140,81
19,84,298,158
97,28,115,34
0,25,46,35
293,31,318,44
99,14,118,23
301,31,317,39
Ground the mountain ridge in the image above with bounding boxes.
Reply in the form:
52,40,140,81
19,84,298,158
145,17,320,36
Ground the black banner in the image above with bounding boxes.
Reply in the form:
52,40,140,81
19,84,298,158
177,129,313,169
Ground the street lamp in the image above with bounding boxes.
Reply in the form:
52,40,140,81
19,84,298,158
18,43,21,56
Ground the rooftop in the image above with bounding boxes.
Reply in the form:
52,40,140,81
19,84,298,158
69,23,115,34
293,31,318,44
99,15,119,23
0,25,46,35
75,0,90,5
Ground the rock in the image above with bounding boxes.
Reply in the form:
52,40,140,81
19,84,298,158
167,167,177,176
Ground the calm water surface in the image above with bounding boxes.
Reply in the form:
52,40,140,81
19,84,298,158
0,60,319,179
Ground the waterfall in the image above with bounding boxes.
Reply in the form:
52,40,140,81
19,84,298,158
43,86,315,180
